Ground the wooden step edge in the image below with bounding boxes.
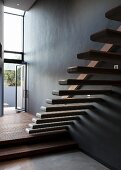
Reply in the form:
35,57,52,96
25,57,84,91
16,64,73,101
32,116,80,124
67,66,121,75
105,5,121,22
37,110,87,119
0,140,78,161
59,79,121,86
40,105,93,112
59,80,68,85
90,29,121,46
77,50,121,62
0,129,70,147
26,125,69,134
46,98,102,105
52,90,112,96
91,29,121,39
29,120,74,129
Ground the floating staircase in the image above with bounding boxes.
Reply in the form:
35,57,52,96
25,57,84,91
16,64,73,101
2,5,121,162
26,5,121,140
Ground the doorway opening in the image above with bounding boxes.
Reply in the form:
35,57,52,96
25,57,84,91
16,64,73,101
4,63,27,114
3,7,27,115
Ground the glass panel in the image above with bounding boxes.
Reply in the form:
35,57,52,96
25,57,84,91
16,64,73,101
16,64,26,111
4,13,23,52
4,53,22,60
4,6,24,16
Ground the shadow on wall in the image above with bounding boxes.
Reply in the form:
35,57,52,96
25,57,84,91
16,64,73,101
69,88,121,170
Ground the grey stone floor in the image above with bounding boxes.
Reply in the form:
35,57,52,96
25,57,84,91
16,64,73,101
0,150,110,170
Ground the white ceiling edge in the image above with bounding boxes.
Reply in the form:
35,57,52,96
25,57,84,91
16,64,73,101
4,0,37,11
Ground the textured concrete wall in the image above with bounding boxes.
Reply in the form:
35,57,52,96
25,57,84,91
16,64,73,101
24,1,121,168
24,0,121,114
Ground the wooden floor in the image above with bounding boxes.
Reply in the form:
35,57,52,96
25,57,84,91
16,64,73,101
0,110,34,143
0,109,77,162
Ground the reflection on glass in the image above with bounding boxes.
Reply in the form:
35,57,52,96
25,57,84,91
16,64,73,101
4,13,23,52
4,53,22,60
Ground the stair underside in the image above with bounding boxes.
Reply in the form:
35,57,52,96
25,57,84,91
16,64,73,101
105,5,121,22
67,66,121,75
59,79,121,85
77,50,121,62
90,29,121,46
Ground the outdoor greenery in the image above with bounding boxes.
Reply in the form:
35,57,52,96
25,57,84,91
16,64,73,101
4,69,21,86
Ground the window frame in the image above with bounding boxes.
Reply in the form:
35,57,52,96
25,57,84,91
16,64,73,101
4,11,25,64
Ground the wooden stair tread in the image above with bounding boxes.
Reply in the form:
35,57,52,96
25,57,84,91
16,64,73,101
52,90,112,96
0,138,77,161
77,50,121,62
36,110,86,118
90,29,121,46
26,125,69,134
46,98,102,104
67,66,121,75
105,5,121,22
59,79,121,85
0,129,71,147
33,116,80,124
29,120,74,129
40,104,93,112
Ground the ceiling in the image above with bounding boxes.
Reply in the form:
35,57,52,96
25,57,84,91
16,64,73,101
4,0,37,11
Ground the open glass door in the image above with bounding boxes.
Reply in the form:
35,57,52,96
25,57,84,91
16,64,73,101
16,63,27,112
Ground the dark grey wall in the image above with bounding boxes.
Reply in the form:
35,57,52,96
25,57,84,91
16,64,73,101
0,0,3,116
69,88,121,170
24,0,121,114
24,0,121,169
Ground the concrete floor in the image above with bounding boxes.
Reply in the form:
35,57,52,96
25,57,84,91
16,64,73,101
0,150,110,170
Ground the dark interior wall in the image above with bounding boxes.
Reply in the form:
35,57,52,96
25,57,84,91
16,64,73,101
0,0,3,116
24,0,121,114
69,88,121,170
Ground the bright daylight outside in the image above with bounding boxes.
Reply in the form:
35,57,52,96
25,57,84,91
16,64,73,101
4,7,25,114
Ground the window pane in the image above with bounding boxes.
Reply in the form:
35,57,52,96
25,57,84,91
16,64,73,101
4,13,23,52
4,53,22,60
4,6,24,16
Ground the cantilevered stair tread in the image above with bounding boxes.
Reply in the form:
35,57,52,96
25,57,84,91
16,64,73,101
52,90,112,96
0,138,77,161
59,79,121,85
40,104,93,112
77,50,121,62
46,98,102,104
26,125,69,134
32,116,80,124
105,5,121,22
36,110,86,118
90,29,121,46
29,120,74,129
67,66,121,75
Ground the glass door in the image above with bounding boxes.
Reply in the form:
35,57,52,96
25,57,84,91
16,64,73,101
16,63,27,112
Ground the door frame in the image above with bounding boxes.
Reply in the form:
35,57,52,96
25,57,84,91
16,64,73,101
15,62,27,112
